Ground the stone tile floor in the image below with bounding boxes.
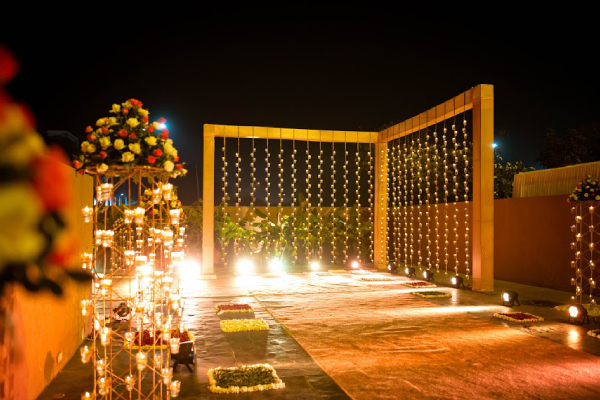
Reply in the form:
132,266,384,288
38,269,600,399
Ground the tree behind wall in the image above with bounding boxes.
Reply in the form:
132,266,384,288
537,124,600,168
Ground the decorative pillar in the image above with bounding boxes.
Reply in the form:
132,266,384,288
374,138,388,270
472,84,494,291
202,124,215,274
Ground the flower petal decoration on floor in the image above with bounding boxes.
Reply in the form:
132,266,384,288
494,312,544,323
220,318,269,333
587,329,600,338
350,269,373,275
402,281,436,288
411,291,451,298
208,364,285,394
329,269,348,273
215,304,254,315
358,275,392,281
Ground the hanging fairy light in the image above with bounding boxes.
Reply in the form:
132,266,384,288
318,131,323,262
306,133,311,263
368,141,374,264
331,140,336,265
403,135,409,269
443,103,450,275
343,135,349,265
292,135,297,265
463,94,471,279
265,132,271,262
452,99,460,275
250,132,256,225
410,132,415,269
235,128,241,259
278,129,283,255
222,137,228,266
416,115,423,270
396,137,402,267
391,135,398,266
433,107,441,273
425,113,432,271
356,141,361,263
385,131,391,266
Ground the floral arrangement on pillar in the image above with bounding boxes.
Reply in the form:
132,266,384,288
0,46,90,296
568,175,600,306
78,100,188,398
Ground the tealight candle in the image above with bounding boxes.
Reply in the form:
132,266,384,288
170,380,181,397
169,337,180,354
136,352,147,370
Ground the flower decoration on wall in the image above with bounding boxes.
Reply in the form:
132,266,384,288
0,46,90,295
568,175,600,205
73,99,186,177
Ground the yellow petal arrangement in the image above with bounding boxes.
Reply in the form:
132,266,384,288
207,364,285,394
411,291,452,298
220,319,269,333
215,304,254,315
358,275,392,281
329,269,348,273
402,281,437,288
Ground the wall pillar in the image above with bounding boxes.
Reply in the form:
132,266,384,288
374,139,388,269
202,125,215,274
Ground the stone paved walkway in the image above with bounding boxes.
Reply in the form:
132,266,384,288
38,270,600,399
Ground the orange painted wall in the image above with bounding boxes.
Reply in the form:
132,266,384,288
9,166,92,400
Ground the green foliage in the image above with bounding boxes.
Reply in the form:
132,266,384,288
212,365,279,387
537,124,600,168
182,199,202,252
494,155,535,199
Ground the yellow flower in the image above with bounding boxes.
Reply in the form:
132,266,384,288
126,118,140,128
164,143,177,157
96,118,106,127
152,122,160,130
219,319,269,333
138,108,149,118
111,104,121,113
128,143,141,154
108,117,118,126
99,137,111,150
145,136,157,146
0,184,44,269
114,139,125,151
171,201,177,208
122,152,135,163
81,141,96,153
122,100,133,109
164,161,174,172
97,163,109,173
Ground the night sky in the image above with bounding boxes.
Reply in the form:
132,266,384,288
2,7,599,204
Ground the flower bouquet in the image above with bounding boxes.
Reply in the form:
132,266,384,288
215,304,254,315
411,291,451,298
0,46,91,295
568,175,600,205
402,281,436,288
220,319,269,333
208,364,285,394
125,328,194,351
493,312,544,323
73,99,186,177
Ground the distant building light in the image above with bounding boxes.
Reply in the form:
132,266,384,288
492,142,498,149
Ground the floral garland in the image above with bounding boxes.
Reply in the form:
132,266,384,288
208,364,285,394
220,319,269,333
215,304,254,315
0,45,91,295
587,329,600,338
350,269,372,275
411,291,451,298
125,328,194,351
402,281,436,288
493,312,544,323
329,269,348,273
73,99,186,177
568,175,600,205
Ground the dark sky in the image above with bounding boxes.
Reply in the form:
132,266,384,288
3,6,599,204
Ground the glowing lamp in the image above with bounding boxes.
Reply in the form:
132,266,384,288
135,352,148,370
97,183,113,202
170,380,181,397
81,206,92,223
133,207,145,225
169,209,181,225
236,258,254,275
170,337,180,354
124,375,136,391
80,346,91,364
451,275,465,289
405,267,416,278
96,359,106,376
568,304,590,324
100,327,111,346
310,261,320,271
388,264,398,273
162,367,173,385
162,183,173,200
501,291,520,307
351,260,360,269
81,392,93,400
423,269,435,282
124,209,133,224
269,258,284,273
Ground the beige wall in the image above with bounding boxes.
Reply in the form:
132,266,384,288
8,166,92,400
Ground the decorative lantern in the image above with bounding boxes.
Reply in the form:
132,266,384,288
80,346,91,363
170,380,181,398
169,209,181,225
135,352,148,370
82,206,92,223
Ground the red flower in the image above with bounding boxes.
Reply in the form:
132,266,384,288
158,117,166,124
0,45,19,84
149,209,154,216
101,126,108,134
176,163,182,170
129,98,143,107
153,149,163,157
174,156,179,162
129,132,137,139
78,170,84,175
122,108,129,114
142,115,149,123
32,147,72,212
148,125,155,133
119,129,128,138
148,155,156,164
73,160,82,169
86,134,93,141
85,126,93,133
99,151,107,159
161,129,169,139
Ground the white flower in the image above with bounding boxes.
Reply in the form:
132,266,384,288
128,143,141,154
97,163,108,173
126,118,140,128
164,161,174,172
164,142,177,157
122,152,135,163
145,136,157,146
114,139,125,151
